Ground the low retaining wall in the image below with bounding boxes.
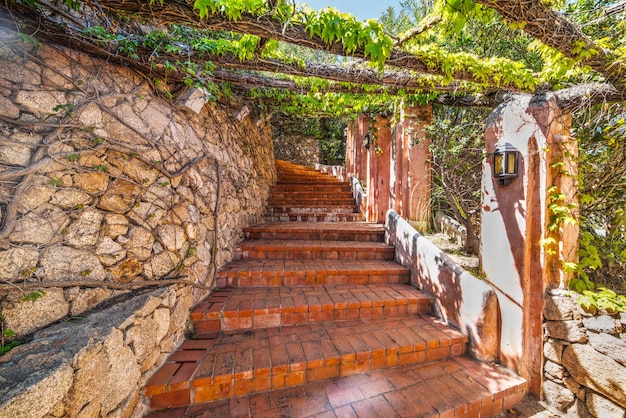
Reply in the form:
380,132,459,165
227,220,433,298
434,211,467,248
0,287,190,417
543,289,626,417
385,210,499,362
314,163,347,182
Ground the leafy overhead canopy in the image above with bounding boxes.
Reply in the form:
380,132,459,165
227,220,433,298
1,0,625,116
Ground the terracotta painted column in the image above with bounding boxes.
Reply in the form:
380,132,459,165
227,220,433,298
355,115,368,186
374,117,392,222
345,121,355,175
481,94,578,395
404,105,432,232
389,123,403,217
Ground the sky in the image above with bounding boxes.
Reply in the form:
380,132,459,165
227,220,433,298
302,0,404,21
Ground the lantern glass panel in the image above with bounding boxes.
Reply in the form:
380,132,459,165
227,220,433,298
494,154,504,175
506,152,516,174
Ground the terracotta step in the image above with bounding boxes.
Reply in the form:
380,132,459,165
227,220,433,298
145,357,527,418
144,316,470,409
214,259,409,288
189,284,431,334
264,212,363,223
268,198,356,206
244,222,384,242
270,190,353,198
233,239,394,260
266,206,357,214
271,183,351,190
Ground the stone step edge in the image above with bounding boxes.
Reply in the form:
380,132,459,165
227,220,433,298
189,289,431,333
144,318,470,408
144,357,528,418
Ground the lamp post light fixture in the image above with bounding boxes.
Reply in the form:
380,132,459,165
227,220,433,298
363,132,371,150
493,142,519,186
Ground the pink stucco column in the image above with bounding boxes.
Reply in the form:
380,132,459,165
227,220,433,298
481,94,578,395
404,105,432,232
345,121,355,175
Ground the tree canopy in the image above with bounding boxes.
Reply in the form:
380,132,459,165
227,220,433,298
2,0,625,116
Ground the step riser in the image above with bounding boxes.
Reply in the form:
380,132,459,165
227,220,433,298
192,301,429,334
270,192,353,197
245,231,381,241
267,207,357,213
272,186,351,192
264,214,364,223
269,200,355,205
188,348,467,405
234,248,394,260
215,273,410,288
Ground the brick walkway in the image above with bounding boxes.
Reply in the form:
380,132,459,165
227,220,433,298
144,160,527,417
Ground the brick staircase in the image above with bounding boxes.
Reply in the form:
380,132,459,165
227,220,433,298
144,160,527,417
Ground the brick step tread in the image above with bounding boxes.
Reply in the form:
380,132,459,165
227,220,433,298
267,205,357,211
190,284,431,332
270,191,353,197
272,183,351,188
215,259,409,287
245,222,384,242
146,357,527,417
264,214,363,223
145,316,472,408
271,188,352,194
268,200,357,206
275,178,346,183
234,239,394,260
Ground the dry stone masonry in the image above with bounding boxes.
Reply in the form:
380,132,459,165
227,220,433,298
543,288,626,417
0,25,275,417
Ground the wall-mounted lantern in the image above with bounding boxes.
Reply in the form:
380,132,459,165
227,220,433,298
363,132,371,150
493,142,519,186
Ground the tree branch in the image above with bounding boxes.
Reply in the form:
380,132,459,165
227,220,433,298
0,278,212,291
475,0,626,87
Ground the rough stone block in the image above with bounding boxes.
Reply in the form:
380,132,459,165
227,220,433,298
583,315,619,334
0,364,73,418
545,320,587,343
563,343,626,408
0,247,40,282
542,379,575,411
544,293,582,321
1,288,69,337
9,209,69,245
176,88,209,114
545,360,566,380
588,332,626,367
41,246,106,281
544,339,564,364
586,392,625,418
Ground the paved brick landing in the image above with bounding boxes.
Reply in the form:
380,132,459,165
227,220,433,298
143,160,527,417
147,358,526,418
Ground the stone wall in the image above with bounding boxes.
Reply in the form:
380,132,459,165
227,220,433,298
271,113,321,165
0,26,275,417
0,288,189,418
543,289,626,417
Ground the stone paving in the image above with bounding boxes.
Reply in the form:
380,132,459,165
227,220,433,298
144,160,527,417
